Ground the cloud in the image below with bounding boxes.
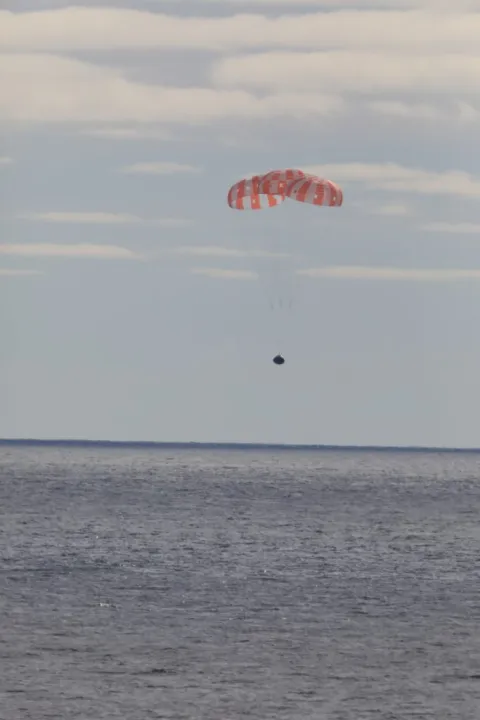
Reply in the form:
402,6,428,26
80,127,172,140
173,0,480,7
20,211,145,224
0,53,343,124
0,156,13,165
18,211,191,227
368,203,412,216
3,9,478,127
191,267,258,279
154,218,194,228
2,7,480,54
297,266,480,281
151,0,427,6
174,246,289,258
120,162,201,175
213,52,480,96
421,222,480,234
0,244,141,259
301,163,480,198
0,268,42,276
368,101,443,120
153,0,480,7
367,100,480,124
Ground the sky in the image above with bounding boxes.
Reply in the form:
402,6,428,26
2,0,480,447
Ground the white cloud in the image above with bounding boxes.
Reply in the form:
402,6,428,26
120,162,201,175
151,0,426,6
302,163,480,198
152,0,480,7
2,10,478,128
0,244,141,259
20,211,145,224
3,8,480,54
368,101,442,120
0,53,343,124
174,246,289,258
198,0,480,6
421,222,480,234
155,218,194,228
368,203,412,216
18,211,191,227
297,265,480,281
191,267,258,279
0,156,13,165
80,127,172,140
213,52,480,96
0,268,42,276
367,100,480,124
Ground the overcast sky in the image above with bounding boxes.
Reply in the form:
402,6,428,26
2,0,480,447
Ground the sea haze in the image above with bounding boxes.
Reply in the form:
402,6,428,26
1,442,480,719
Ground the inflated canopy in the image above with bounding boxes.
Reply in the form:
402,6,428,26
227,168,343,210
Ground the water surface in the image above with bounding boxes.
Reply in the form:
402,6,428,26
1,443,480,718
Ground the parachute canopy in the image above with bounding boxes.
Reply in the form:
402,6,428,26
227,168,343,210
257,169,308,196
287,176,343,207
227,175,285,210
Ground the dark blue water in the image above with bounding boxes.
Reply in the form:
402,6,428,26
1,442,480,719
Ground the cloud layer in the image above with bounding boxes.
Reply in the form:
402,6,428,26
191,267,258,279
0,53,343,124
19,211,191,227
174,246,289,258
213,52,480,95
120,162,202,175
421,222,480,233
0,244,140,259
20,211,146,224
298,266,480,281
3,7,480,53
302,163,480,198
2,6,479,128
0,268,42,276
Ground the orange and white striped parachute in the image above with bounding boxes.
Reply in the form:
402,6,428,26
227,168,343,210
227,168,307,210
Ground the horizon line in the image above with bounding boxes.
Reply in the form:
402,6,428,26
0,438,478,453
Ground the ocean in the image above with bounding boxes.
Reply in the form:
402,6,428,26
1,441,480,719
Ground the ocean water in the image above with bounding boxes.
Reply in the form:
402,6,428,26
1,442,480,719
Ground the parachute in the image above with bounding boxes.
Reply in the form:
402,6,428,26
226,167,344,363
227,169,305,210
227,168,343,210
